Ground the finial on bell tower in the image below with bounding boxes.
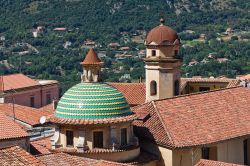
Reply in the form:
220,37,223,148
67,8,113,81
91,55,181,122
80,48,102,82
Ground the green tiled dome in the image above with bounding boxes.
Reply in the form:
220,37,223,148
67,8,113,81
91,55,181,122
55,82,132,119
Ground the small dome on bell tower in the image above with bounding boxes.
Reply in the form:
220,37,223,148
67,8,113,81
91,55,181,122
144,18,182,102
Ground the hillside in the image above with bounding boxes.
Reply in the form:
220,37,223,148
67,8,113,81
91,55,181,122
0,0,249,93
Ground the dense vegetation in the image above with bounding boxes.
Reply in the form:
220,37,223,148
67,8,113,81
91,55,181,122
0,0,249,93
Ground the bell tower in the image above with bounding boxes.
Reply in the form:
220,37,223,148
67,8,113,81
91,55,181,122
144,18,181,102
81,48,102,82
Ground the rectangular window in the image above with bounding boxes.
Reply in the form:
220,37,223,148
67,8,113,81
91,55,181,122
244,139,248,165
121,128,127,146
30,96,35,107
202,147,210,159
152,50,156,56
66,130,74,146
93,131,103,148
46,93,51,104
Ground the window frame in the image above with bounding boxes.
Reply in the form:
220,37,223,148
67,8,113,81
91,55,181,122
30,96,35,107
150,81,157,96
66,130,74,147
93,131,104,148
151,50,156,57
46,93,51,104
120,128,127,146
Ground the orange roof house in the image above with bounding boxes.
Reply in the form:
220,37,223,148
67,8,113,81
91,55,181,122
0,73,59,108
131,86,250,165
132,87,250,148
0,103,53,127
0,73,39,91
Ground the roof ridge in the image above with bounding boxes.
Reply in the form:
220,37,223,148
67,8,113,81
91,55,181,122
152,101,175,147
0,144,20,150
154,85,243,102
108,82,145,85
35,151,61,157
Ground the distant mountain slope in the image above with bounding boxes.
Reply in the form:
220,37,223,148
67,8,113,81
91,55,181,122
0,0,249,94
0,0,249,41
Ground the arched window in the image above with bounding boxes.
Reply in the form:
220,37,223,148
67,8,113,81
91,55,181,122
174,80,180,96
150,81,157,96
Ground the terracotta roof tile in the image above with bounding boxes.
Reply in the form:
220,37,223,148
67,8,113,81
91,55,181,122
133,87,250,148
0,146,45,166
81,48,101,65
0,112,28,140
37,152,133,166
195,159,244,166
108,82,146,105
37,152,97,166
1,73,39,91
0,103,53,126
38,103,55,113
109,78,240,106
132,102,173,147
31,136,52,155
48,113,137,125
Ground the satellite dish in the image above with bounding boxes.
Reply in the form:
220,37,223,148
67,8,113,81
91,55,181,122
39,116,46,125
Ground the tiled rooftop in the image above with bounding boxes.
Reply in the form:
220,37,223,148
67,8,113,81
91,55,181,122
38,103,54,113
48,113,137,125
0,111,28,140
0,146,45,166
108,82,146,105
0,103,53,126
109,77,240,106
0,73,39,91
31,136,52,155
37,152,133,166
195,159,244,166
37,152,98,166
133,87,250,148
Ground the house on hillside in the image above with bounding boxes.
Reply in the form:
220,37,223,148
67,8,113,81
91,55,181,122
0,74,59,108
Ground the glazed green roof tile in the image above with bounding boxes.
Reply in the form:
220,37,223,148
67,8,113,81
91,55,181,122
55,82,132,119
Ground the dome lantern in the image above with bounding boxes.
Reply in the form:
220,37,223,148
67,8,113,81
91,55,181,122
81,48,102,82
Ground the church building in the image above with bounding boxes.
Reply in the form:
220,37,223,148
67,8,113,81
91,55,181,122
42,18,250,166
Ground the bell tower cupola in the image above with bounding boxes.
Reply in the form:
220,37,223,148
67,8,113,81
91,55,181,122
81,48,102,82
144,18,182,102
